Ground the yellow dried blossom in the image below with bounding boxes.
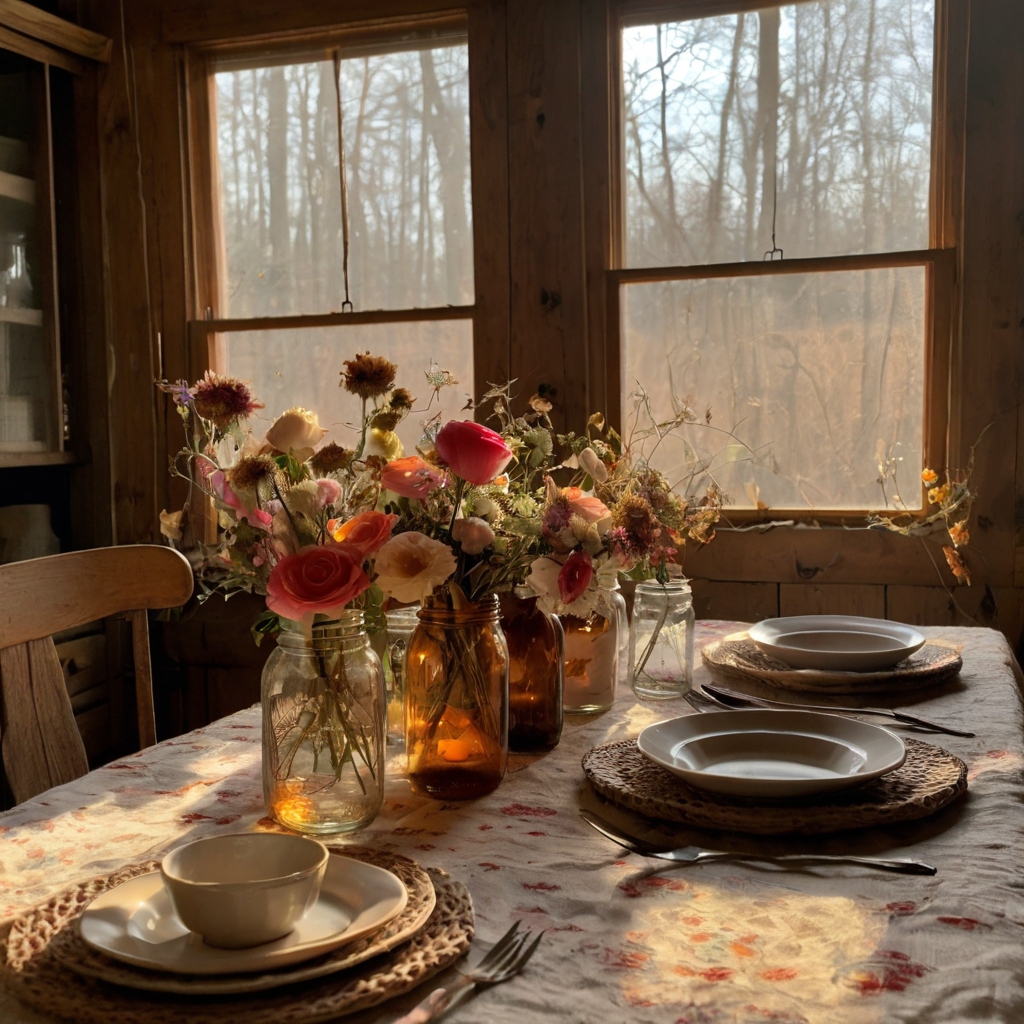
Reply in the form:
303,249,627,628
921,468,938,486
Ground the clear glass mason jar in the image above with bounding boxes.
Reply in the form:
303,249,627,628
629,580,695,699
406,595,509,800
384,605,420,750
261,610,385,834
560,585,627,714
499,587,564,752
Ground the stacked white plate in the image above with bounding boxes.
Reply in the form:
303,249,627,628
748,615,925,672
638,709,907,798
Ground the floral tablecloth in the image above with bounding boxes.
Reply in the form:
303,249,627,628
2,622,1023,1024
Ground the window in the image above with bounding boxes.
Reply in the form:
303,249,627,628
190,18,492,455
615,0,942,511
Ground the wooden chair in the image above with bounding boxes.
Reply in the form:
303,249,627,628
0,544,194,804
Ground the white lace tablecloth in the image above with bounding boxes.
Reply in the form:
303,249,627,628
2,623,1023,1024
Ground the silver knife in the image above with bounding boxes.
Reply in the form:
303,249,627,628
700,682,975,738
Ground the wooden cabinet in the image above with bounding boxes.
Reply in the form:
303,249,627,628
0,48,66,464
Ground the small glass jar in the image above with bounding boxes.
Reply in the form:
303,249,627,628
629,580,695,699
560,585,627,714
384,605,420,750
261,610,385,834
500,587,564,752
406,595,509,800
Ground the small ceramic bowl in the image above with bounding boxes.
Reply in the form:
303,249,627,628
160,833,329,949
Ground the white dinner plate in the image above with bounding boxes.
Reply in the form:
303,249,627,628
748,615,926,671
78,854,407,976
638,709,907,797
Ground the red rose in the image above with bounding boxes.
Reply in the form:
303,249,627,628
381,456,444,499
435,420,512,486
266,543,371,625
330,511,398,557
558,550,594,605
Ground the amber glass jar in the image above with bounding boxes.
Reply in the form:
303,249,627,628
499,588,564,752
405,595,509,799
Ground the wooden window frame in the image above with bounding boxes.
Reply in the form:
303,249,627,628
594,0,967,530
182,7,511,415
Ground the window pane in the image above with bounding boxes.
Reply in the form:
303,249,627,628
222,319,473,455
215,40,473,317
623,1,934,267
621,267,925,510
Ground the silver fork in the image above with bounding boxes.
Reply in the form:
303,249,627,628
392,921,543,1023
580,808,937,875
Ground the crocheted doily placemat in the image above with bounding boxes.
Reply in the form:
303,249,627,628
583,738,967,835
3,846,473,1022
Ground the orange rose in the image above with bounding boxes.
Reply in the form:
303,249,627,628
330,511,398,557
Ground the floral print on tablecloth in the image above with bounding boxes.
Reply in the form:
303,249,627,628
3,623,1024,1024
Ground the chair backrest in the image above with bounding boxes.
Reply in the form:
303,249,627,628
0,545,194,803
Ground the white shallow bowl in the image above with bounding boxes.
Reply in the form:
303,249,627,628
638,709,906,798
748,615,926,672
160,833,328,949
79,853,408,976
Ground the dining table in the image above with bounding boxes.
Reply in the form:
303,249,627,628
2,620,1023,1024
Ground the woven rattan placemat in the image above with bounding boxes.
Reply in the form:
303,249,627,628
702,636,963,694
582,737,968,835
3,847,473,1023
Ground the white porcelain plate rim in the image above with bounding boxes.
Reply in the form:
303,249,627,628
638,709,907,797
77,854,408,976
748,615,926,671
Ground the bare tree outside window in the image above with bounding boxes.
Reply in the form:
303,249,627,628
620,0,934,509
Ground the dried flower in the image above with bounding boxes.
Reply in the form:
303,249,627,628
309,443,354,475
943,545,971,586
529,393,553,415
928,483,952,506
341,352,397,399
390,387,415,411
159,508,184,541
370,408,402,431
948,520,970,548
191,371,262,426
611,493,658,558
921,468,939,486
579,446,609,484
374,531,457,603
228,453,277,492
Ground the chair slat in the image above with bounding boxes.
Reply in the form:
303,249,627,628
27,638,89,790
129,609,158,749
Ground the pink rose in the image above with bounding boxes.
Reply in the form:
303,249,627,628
330,511,398,557
558,550,593,605
381,456,444,499
435,420,512,486
316,478,342,508
266,543,371,626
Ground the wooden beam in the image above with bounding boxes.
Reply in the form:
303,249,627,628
191,305,476,337
0,0,111,62
0,22,87,75
612,248,940,286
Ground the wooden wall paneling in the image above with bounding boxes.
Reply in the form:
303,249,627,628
0,23,87,74
690,580,778,623
886,585,1024,654
91,0,161,544
954,0,1023,595
779,583,885,619
135,33,193,520
467,0,511,400
685,527,949,587
580,0,615,423
506,0,589,432
56,64,114,548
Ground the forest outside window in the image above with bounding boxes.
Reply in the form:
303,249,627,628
615,0,942,513
191,22,476,454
